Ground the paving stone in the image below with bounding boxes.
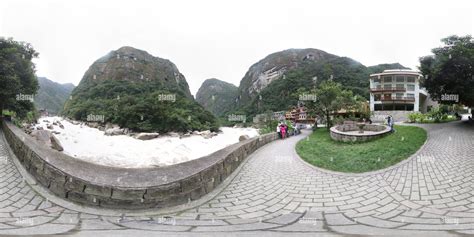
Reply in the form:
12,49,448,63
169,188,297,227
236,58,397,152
0,121,473,235
265,212,303,225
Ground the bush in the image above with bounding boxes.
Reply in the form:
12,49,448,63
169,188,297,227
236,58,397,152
428,107,444,122
259,120,279,134
408,112,425,123
409,107,457,124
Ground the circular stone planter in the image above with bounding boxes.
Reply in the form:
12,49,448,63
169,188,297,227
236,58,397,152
330,123,391,143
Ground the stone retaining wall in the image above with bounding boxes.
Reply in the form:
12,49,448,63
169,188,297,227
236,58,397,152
2,120,278,209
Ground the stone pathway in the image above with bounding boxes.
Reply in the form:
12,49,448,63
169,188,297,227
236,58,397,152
0,121,473,236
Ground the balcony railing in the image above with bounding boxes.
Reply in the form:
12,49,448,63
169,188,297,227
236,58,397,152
380,97,415,102
370,87,406,93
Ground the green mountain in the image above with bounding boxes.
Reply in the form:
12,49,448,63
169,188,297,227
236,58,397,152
196,78,238,117
34,77,75,115
232,48,408,117
62,46,218,133
237,48,338,105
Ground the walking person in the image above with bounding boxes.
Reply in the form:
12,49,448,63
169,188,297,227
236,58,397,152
280,123,287,139
276,122,281,139
388,115,395,132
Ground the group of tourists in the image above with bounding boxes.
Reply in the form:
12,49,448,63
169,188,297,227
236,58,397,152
276,122,288,139
276,121,301,139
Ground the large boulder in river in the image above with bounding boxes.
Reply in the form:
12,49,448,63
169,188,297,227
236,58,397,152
30,130,64,151
135,132,160,140
50,135,64,151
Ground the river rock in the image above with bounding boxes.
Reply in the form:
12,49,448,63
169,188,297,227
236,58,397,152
180,133,191,139
47,124,53,129
87,122,99,128
135,132,160,140
30,130,63,151
50,135,64,151
104,127,124,136
239,135,250,141
167,132,180,137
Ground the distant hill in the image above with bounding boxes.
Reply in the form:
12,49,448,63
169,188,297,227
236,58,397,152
368,63,411,74
62,46,218,133
34,77,75,115
196,78,238,117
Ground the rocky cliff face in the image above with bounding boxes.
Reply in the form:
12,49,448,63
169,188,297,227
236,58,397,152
80,46,192,99
237,48,338,104
196,78,238,117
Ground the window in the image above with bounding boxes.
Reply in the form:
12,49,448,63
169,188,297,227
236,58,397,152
395,105,406,110
384,84,392,89
407,76,415,83
396,84,404,90
396,76,404,82
374,94,381,101
383,76,392,82
384,104,394,110
407,93,415,98
407,84,415,91
373,77,381,83
376,84,382,89
374,104,383,111
396,93,403,98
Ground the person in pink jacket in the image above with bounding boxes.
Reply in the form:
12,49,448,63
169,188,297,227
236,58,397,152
280,123,287,139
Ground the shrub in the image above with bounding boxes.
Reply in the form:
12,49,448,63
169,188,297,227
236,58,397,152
408,112,424,123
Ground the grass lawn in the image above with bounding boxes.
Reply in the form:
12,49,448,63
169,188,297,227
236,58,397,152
296,125,427,173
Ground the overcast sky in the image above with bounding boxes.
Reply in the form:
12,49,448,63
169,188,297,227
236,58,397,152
1,0,473,95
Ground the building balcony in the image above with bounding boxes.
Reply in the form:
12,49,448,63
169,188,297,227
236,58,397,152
379,97,415,102
370,87,406,93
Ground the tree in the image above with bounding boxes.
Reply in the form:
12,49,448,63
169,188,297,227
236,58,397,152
0,38,39,118
306,81,354,130
419,35,474,107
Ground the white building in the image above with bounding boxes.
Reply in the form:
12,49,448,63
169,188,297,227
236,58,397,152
369,69,437,122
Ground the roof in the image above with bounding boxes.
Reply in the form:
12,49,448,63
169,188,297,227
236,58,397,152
370,69,422,77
